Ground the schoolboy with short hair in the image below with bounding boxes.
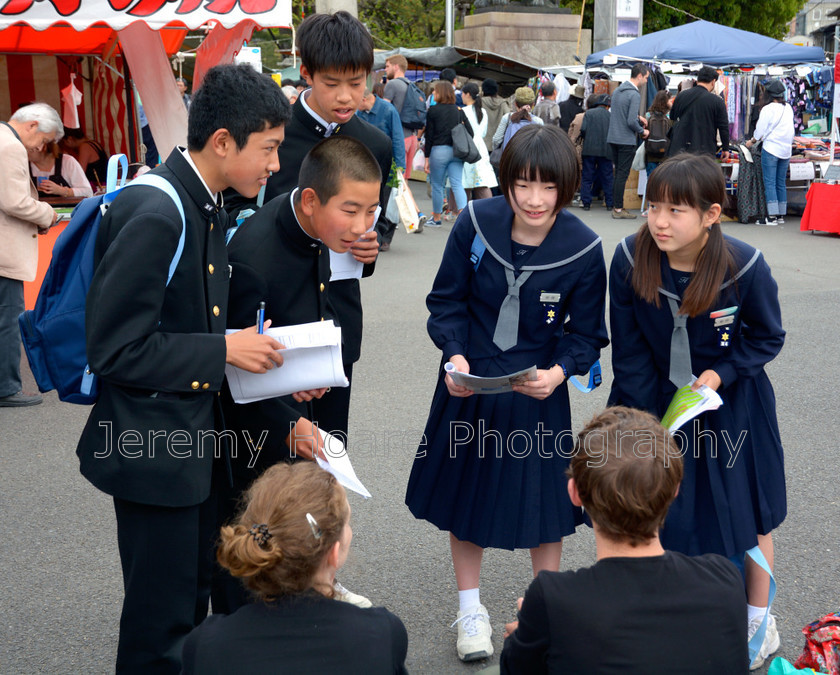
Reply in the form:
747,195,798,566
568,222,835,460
75,64,291,673
219,135,382,611
260,11,393,448
501,406,748,674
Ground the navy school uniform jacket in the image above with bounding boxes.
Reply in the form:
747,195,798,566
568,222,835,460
76,149,229,508
222,191,334,474
429,196,608,375
228,95,393,366
608,233,785,414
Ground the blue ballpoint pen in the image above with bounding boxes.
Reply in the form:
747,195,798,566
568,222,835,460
257,302,265,334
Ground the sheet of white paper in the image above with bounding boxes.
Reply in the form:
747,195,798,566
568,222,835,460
444,363,538,395
224,321,348,404
315,428,372,499
328,205,380,282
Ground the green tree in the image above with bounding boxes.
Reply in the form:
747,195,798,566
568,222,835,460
359,0,448,48
638,0,806,39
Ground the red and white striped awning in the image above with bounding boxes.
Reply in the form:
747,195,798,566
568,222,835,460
0,0,291,55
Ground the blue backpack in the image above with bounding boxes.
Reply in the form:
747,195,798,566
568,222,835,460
18,155,185,405
397,77,427,130
502,116,533,150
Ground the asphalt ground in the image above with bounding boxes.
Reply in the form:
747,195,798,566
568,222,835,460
1,179,839,674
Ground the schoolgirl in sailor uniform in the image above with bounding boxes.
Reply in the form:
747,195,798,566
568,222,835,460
405,125,608,662
608,153,786,667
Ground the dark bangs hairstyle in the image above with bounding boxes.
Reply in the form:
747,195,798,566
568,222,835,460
188,64,291,151
296,11,374,76
634,153,736,317
499,124,580,214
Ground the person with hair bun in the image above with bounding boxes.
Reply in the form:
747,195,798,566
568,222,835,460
182,462,408,674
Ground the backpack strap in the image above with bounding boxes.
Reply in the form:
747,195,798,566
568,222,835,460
81,174,186,397
745,546,777,666
127,173,186,285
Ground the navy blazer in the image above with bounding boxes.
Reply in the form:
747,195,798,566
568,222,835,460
427,196,608,376
608,233,785,413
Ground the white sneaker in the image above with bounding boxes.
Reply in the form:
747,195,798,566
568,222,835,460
776,216,785,224
748,613,780,670
451,604,493,661
333,580,372,609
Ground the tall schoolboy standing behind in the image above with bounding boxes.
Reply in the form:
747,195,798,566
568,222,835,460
608,153,786,670
252,12,392,446
501,407,748,674
76,65,289,674
218,136,382,612
406,125,608,663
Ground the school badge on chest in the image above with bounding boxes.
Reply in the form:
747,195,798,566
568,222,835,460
710,305,737,348
540,291,561,325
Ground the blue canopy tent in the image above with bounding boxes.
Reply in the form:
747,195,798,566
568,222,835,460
586,20,825,68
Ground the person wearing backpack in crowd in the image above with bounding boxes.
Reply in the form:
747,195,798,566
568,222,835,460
75,65,290,673
492,86,543,151
424,81,472,227
406,124,607,663
558,83,584,132
667,66,731,160
644,89,673,178
253,11,392,443
607,63,650,220
383,54,422,180
0,102,61,407
532,81,560,127
500,406,748,674
480,78,510,155
579,93,614,212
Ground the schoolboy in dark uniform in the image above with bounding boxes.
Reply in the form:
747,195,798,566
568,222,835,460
75,65,290,674
259,11,392,446
218,135,382,611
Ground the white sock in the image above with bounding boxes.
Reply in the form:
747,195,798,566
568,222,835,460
459,588,481,613
747,603,767,623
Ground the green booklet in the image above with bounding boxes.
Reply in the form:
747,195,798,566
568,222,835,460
661,382,723,432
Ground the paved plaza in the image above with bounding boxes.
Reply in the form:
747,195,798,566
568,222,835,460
1,182,838,673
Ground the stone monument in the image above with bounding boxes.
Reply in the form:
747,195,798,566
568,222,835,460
454,2,591,67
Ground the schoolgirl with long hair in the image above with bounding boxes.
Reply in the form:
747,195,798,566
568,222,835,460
608,152,786,670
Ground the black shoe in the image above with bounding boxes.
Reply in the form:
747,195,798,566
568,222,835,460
582,204,591,211
0,391,43,407
380,241,390,252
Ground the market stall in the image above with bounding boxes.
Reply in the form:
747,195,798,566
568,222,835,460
584,20,829,222
1,0,291,307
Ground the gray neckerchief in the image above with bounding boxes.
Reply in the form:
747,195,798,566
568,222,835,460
619,237,760,387
469,201,601,351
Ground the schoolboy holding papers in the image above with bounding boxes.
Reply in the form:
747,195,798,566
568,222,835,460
217,136,381,612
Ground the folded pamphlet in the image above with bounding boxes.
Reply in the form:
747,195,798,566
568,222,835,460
444,362,538,395
661,382,724,433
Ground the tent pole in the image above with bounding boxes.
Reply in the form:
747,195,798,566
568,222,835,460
122,57,138,165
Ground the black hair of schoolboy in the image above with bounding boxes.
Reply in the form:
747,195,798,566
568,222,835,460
498,124,580,215
296,136,382,205
187,64,291,151
440,67,457,84
296,11,374,76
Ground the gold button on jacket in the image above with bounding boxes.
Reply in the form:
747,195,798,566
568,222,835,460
212,305,220,316
191,381,200,390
